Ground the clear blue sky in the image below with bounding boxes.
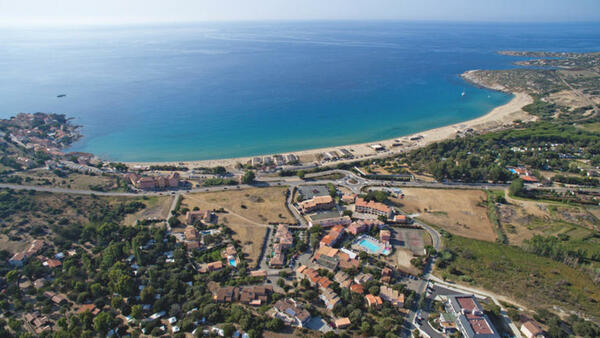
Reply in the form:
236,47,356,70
1,0,599,26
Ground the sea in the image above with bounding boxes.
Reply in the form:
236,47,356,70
1,21,599,162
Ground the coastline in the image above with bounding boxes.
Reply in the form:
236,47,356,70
125,72,534,169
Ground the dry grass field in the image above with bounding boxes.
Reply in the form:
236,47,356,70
182,187,294,224
123,195,173,225
391,188,496,242
181,187,293,267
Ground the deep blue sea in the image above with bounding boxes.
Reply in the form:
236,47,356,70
1,21,599,161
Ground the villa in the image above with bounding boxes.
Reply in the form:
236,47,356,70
365,294,383,309
334,317,351,329
271,299,311,328
355,197,392,218
273,224,294,248
185,210,216,225
299,195,335,213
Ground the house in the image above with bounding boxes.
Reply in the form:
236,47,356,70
355,197,392,218
186,210,216,225
381,267,393,284
271,299,311,328
334,317,351,329
51,294,67,305
239,285,273,305
296,265,332,290
33,278,47,289
446,294,500,338
184,226,199,241
44,259,62,268
350,284,364,294
319,288,341,310
250,270,267,279
380,229,391,243
334,271,352,288
221,244,237,258
354,273,373,285
9,252,26,267
78,304,101,316
269,244,285,268
393,215,409,224
9,239,46,267
198,261,223,273
379,285,404,307
213,286,240,303
273,224,294,248
365,294,383,309
521,320,545,338
298,195,335,213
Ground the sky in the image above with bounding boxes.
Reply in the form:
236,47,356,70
1,0,600,26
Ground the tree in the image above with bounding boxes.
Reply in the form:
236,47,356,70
131,305,143,319
241,171,256,184
509,178,525,197
93,312,113,335
297,170,306,179
222,323,235,337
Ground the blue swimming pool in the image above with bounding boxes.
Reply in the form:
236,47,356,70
359,239,381,253
229,258,237,267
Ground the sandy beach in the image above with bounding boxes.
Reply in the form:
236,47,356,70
126,74,534,169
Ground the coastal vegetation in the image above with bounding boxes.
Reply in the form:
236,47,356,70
436,233,600,319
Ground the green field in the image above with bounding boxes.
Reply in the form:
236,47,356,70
436,234,600,318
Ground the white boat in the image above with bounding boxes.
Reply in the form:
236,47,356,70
461,91,466,97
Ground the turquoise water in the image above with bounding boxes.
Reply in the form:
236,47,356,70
1,22,600,161
229,258,237,267
359,239,381,253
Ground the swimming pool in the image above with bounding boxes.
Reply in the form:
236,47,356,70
359,239,381,253
229,258,237,267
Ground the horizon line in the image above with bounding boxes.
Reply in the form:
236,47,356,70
2,17,600,29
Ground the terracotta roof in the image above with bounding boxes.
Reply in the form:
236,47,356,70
355,197,391,213
335,317,351,328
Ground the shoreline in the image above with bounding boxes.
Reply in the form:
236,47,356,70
125,72,534,169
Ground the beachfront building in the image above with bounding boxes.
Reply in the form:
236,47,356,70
354,197,392,218
298,195,335,213
127,172,180,191
445,294,500,338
